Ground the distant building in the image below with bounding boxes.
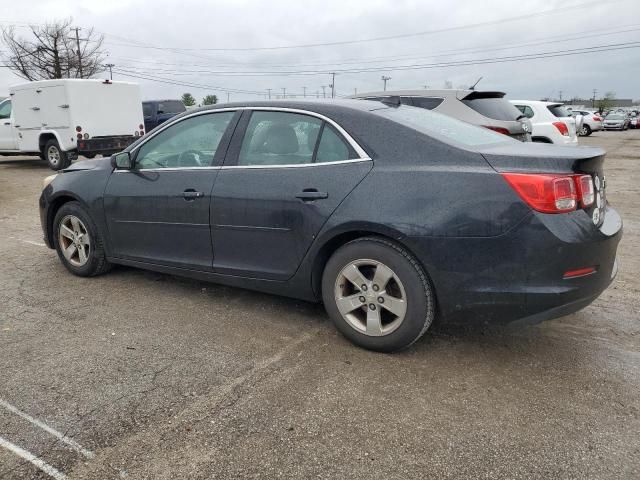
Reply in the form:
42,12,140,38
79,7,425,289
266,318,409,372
547,98,635,108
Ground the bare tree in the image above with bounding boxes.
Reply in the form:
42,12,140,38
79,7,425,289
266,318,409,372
1,18,105,81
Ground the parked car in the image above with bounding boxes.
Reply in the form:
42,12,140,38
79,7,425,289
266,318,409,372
143,99,186,132
0,79,144,170
570,110,603,136
349,89,532,142
39,100,621,352
511,100,579,145
603,113,630,130
628,113,638,129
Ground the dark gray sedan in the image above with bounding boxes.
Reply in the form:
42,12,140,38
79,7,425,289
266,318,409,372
39,100,621,352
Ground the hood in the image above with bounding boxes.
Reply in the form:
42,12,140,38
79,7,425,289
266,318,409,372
62,156,112,172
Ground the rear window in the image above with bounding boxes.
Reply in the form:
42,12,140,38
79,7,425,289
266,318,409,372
157,101,186,115
547,105,571,118
461,97,522,121
373,105,512,147
142,103,153,117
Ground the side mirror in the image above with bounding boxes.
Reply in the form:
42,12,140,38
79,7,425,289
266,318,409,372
112,151,133,170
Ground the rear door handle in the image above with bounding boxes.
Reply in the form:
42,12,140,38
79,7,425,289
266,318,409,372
183,189,204,200
296,189,328,202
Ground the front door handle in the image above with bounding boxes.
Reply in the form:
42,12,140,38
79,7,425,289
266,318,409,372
296,189,328,202
183,189,204,200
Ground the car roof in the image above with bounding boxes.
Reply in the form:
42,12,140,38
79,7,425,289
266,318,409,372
183,99,389,116
511,100,563,107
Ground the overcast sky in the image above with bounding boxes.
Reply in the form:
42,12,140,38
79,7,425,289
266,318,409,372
1,0,639,103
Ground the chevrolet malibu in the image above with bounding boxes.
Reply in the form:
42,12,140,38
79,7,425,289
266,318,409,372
39,101,622,352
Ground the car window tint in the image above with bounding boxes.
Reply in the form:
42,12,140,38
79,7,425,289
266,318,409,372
547,105,570,118
374,105,512,147
410,97,444,110
316,125,356,162
0,100,11,119
238,111,322,166
158,101,186,114
142,103,153,117
135,112,234,169
462,97,522,121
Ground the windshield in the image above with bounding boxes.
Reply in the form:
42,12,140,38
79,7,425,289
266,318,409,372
373,105,513,147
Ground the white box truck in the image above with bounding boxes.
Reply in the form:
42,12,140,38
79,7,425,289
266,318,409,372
0,79,145,170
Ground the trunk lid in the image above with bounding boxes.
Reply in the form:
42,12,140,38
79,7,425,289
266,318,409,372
478,143,608,226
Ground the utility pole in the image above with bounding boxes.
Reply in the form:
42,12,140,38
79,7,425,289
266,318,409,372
72,27,83,78
267,88,272,100
321,85,327,98
354,87,357,95
558,90,563,102
104,63,115,80
302,86,306,98
381,75,391,91
282,87,286,98
227,92,230,103
330,73,336,99
422,84,430,89
592,89,597,108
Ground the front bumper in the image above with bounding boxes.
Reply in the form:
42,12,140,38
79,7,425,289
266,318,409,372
407,205,622,325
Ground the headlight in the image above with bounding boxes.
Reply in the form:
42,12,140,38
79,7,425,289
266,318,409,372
43,174,58,188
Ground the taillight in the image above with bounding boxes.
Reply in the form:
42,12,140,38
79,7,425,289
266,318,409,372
501,173,576,213
563,267,596,279
553,121,569,136
502,173,598,213
75,126,82,132
139,124,144,130
139,130,144,136
593,116,602,122
483,126,510,135
577,175,594,207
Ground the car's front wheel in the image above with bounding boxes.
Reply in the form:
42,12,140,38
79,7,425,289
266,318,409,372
322,237,435,352
53,201,111,277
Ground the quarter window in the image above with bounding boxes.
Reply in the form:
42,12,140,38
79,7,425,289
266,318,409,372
316,125,354,162
515,105,535,119
410,97,444,110
135,112,234,169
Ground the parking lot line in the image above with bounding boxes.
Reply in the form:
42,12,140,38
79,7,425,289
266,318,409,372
0,399,94,459
20,239,46,247
0,435,68,480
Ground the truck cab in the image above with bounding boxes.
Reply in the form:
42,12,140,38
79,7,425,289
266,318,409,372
143,100,186,132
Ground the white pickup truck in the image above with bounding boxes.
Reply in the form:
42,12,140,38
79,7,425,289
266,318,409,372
0,79,145,170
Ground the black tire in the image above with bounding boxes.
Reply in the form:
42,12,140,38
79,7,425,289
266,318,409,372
53,201,111,277
44,139,71,170
83,153,96,159
322,237,435,352
579,124,592,137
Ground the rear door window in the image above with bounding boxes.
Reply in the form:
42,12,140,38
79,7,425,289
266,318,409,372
461,97,522,121
409,97,444,110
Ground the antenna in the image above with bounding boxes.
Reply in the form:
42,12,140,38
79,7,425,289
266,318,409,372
470,76,483,90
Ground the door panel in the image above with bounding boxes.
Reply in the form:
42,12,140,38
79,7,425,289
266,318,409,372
211,162,371,279
103,110,238,270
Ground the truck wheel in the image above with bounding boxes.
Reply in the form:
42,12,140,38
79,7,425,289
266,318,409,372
83,153,96,159
45,139,71,170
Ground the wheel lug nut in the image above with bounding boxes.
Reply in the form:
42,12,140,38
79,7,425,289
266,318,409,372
378,297,384,304
369,304,376,310
361,284,367,291
372,284,379,291
359,296,366,303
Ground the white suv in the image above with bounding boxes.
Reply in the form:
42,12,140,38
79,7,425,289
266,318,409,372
510,100,578,146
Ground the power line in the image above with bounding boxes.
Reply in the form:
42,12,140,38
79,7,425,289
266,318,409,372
95,0,629,52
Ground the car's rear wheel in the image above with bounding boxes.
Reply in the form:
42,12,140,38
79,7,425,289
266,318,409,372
579,124,592,136
322,237,435,352
44,139,71,170
53,201,111,277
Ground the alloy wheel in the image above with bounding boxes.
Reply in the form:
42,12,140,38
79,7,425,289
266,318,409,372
334,259,407,337
58,215,91,267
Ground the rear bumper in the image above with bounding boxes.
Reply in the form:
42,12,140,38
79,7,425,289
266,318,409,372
407,205,622,325
77,135,137,155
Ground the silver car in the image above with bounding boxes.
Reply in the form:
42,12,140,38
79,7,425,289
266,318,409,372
603,114,630,130
570,110,603,136
349,89,532,142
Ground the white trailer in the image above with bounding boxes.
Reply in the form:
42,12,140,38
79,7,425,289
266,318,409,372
0,79,144,170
